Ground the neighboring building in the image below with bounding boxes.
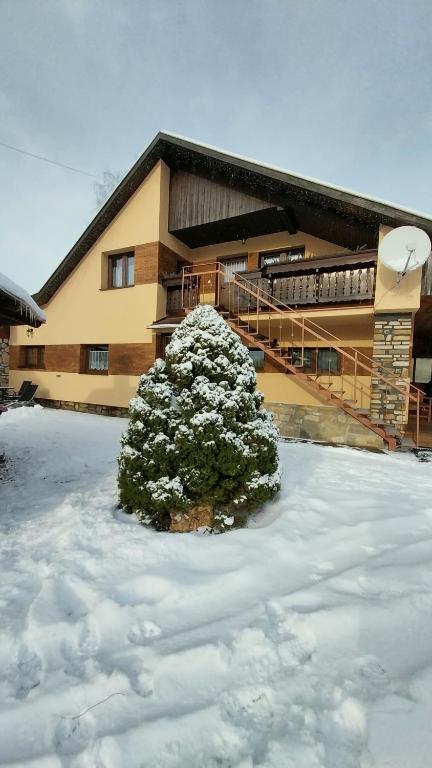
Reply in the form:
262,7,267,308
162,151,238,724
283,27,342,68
0,271,45,388
8,133,432,449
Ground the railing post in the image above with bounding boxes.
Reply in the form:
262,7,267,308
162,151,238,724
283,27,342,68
416,390,420,447
354,350,358,405
301,317,305,367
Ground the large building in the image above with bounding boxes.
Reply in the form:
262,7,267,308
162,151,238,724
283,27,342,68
8,133,432,449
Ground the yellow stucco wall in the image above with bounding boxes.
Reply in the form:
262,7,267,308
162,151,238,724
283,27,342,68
257,373,372,409
11,162,166,349
8,158,378,412
9,369,138,408
374,224,422,313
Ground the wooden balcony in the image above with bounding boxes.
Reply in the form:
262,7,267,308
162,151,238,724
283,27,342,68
241,251,376,308
163,250,377,313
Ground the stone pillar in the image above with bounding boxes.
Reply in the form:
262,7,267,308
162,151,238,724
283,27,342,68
370,313,413,427
0,327,10,388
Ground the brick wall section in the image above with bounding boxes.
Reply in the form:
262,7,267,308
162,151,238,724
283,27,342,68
10,343,156,376
135,242,159,284
247,252,260,270
109,343,155,375
9,345,19,370
135,241,181,285
370,313,413,427
158,243,180,280
45,345,81,373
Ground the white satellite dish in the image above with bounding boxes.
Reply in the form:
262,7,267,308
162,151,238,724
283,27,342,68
378,226,431,278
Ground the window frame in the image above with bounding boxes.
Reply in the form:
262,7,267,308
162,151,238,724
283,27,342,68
83,344,109,375
20,345,45,369
108,251,135,289
248,348,265,371
291,347,340,374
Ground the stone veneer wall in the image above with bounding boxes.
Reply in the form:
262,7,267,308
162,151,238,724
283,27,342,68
0,337,9,387
37,398,385,450
268,402,384,451
370,313,412,427
36,398,128,418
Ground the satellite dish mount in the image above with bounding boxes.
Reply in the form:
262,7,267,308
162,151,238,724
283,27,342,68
378,226,431,288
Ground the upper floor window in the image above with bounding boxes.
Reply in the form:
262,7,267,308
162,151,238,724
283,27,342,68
108,251,134,288
222,256,247,282
20,345,45,369
260,247,305,268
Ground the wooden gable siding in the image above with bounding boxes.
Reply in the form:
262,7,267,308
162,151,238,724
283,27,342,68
169,170,273,232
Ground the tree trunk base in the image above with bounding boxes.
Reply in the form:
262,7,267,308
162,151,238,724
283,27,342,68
169,505,214,532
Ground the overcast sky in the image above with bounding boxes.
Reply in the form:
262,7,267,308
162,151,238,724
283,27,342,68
1,0,432,292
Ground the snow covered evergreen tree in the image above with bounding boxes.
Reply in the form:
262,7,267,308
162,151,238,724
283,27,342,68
118,305,280,530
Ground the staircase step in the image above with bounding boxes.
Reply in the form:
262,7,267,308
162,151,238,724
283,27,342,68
353,407,369,415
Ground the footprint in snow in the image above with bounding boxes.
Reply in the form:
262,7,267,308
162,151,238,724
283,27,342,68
54,712,95,756
346,655,392,701
13,643,43,699
265,601,316,671
61,617,101,678
127,619,161,645
104,652,154,698
219,684,276,735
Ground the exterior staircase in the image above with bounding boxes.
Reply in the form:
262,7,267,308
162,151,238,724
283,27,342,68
180,261,422,451
218,309,402,451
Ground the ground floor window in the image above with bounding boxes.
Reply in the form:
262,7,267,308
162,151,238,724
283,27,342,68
413,358,432,385
291,347,340,374
248,348,265,370
86,345,109,372
317,348,339,374
20,345,45,369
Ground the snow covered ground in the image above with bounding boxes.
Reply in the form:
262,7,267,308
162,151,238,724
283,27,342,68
1,406,432,768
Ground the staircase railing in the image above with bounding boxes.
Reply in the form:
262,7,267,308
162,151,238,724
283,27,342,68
181,263,421,446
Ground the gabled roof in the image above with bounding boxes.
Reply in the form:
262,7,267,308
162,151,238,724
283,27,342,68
35,131,432,305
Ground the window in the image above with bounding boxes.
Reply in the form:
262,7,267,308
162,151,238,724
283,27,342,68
222,256,247,282
260,247,305,268
249,349,265,370
21,346,45,369
292,348,313,369
414,358,432,384
108,251,134,288
291,347,340,373
86,345,109,372
317,348,339,374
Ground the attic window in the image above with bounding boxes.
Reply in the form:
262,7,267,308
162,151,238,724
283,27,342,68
108,252,134,288
260,247,305,268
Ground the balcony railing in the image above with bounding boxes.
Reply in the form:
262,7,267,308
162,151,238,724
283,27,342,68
164,254,376,314
272,265,375,305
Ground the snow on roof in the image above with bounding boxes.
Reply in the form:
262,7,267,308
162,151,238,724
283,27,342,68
162,131,432,224
0,271,46,325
